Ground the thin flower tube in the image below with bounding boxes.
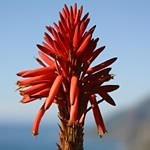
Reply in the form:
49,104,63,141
90,95,107,137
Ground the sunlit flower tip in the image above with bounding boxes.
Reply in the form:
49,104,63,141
98,126,108,138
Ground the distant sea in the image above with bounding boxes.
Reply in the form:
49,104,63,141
0,123,124,150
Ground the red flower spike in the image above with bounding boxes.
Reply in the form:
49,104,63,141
16,3,119,140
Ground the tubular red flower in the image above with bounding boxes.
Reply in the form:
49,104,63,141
32,104,45,136
17,73,56,87
74,6,82,25
69,86,79,122
86,57,117,74
83,46,105,66
76,34,92,57
20,88,50,103
70,75,78,105
90,95,107,137
35,57,47,67
44,75,63,110
98,92,116,106
20,95,36,103
18,67,53,77
73,24,80,48
38,51,55,67
98,85,119,106
19,83,49,96
82,68,112,84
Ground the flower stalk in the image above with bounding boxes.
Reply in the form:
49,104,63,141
58,117,84,150
16,3,119,150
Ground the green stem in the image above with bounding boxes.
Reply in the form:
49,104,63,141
58,117,84,150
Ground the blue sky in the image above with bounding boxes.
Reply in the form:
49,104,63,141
0,0,150,124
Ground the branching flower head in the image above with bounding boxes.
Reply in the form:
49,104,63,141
16,3,119,138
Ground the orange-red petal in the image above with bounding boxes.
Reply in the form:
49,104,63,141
70,75,78,105
44,75,63,110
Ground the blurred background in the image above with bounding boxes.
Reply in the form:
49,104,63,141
0,0,150,149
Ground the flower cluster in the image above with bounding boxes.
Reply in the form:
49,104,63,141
16,3,119,137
